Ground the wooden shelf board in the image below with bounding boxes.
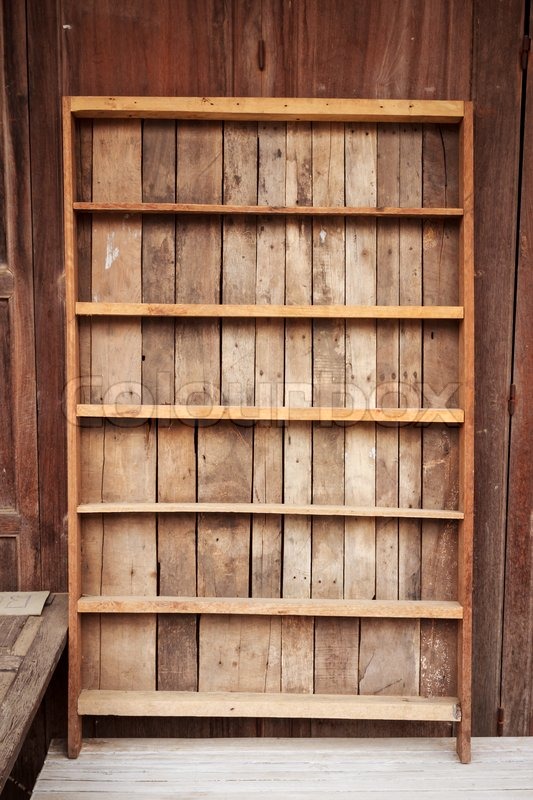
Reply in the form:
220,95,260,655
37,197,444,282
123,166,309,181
73,201,463,217
77,689,462,721
67,96,465,123
75,302,464,320
77,596,463,619
76,404,465,424
76,501,464,520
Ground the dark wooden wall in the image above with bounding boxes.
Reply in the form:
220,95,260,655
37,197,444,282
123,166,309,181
0,2,531,776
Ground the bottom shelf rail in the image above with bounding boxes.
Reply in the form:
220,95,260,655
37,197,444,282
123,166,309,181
78,690,461,722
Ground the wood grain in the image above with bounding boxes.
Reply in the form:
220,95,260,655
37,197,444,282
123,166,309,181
0,0,40,596
78,690,461,721
344,122,377,604
0,595,67,792
420,124,460,744
26,0,65,594
77,502,464,520
77,404,465,424
74,201,463,217
472,0,525,737
76,302,465,319
198,121,256,694
68,96,465,122
282,122,313,696
87,121,157,696
311,122,352,694
500,6,533,734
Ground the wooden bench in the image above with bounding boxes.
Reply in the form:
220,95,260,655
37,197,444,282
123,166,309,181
0,593,68,793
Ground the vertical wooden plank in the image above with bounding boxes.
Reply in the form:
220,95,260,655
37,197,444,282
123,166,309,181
472,0,524,736
142,122,177,691
397,123,423,716
168,120,223,692
398,125,422,605
27,0,66,593
244,121,287,694
344,122,377,602
76,119,93,405
456,103,474,763
89,120,157,695
252,122,285,601
375,123,400,602
62,97,82,757
359,122,419,700
142,120,175,406
501,37,533,730
0,300,15,509
282,122,313,697
175,122,222,408
157,424,197,690
359,124,400,691
80,425,157,688
420,123,460,736
311,123,355,694
0,0,40,595
198,122,260,700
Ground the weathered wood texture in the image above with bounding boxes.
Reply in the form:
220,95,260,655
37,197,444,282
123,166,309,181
1,0,529,769
0,595,68,794
471,0,525,736
66,107,470,760
31,737,533,799
0,0,40,592
500,2,533,735
26,0,67,593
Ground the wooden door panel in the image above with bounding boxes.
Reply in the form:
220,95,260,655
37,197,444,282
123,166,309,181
0,0,40,591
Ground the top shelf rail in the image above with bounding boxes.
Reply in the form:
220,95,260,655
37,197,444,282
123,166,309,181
67,96,466,123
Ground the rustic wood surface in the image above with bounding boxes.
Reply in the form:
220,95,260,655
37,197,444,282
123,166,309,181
0,0,40,592
65,108,471,761
471,0,526,736
32,737,533,798
1,0,530,775
0,594,67,793
500,1,533,735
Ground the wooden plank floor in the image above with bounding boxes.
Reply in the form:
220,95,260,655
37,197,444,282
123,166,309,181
0,594,68,792
32,738,533,798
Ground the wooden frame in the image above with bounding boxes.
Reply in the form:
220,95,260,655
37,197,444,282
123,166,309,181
63,97,474,761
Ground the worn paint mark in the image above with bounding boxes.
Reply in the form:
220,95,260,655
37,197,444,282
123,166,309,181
319,229,327,243
105,233,119,270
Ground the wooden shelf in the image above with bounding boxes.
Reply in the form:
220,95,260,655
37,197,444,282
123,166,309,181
77,689,462,722
77,404,465,424
76,501,464,520
75,302,464,319
68,96,466,123
73,201,463,217
77,596,463,619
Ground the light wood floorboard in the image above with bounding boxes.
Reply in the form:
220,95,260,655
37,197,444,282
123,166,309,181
32,738,533,798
